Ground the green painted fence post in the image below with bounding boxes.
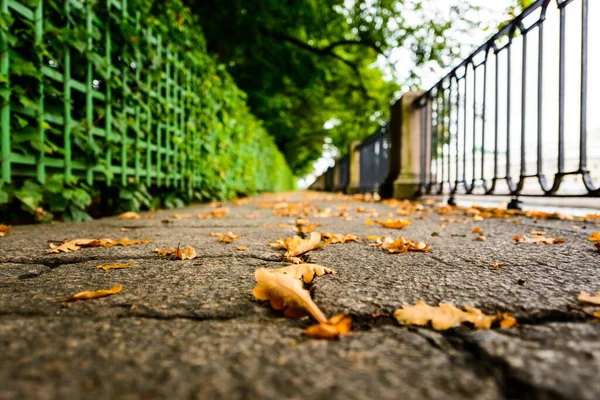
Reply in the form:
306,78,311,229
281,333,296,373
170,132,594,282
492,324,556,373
105,0,113,186
63,0,72,180
35,0,45,184
1,0,11,182
86,0,94,185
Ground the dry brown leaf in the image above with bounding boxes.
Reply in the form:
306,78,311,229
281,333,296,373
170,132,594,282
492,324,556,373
172,213,194,219
176,245,197,260
46,237,148,254
120,227,136,232
490,262,505,270
578,291,600,305
596,242,600,252
525,210,573,221
588,232,600,242
375,219,412,229
499,313,519,328
321,233,360,244
393,300,515,331
431,232,440,237
294,219,323,233
211,207,230,218
271,264,336,284
161,218,173,224
380,237,430,253
0,224,11,237
304,314,352,339
154,247,177,256
472,227,483,234
210,232,241,244
97,262,134,271
236,246,248,251
118,211,141,220
57,284,122,302
474,236,486,241
252,268,327,322
282,232,326,258
513,235,565,244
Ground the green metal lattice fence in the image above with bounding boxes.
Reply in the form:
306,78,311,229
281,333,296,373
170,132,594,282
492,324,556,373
0,0,292,195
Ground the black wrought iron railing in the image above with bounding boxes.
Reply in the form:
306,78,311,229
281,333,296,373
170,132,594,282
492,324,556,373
358,124,390,191
335,155,349,191
417,0,599,204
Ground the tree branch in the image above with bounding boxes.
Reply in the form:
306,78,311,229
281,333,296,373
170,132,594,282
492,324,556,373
265,31,377,100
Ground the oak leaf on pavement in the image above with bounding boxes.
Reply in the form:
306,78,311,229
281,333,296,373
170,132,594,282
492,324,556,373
57,284,122,302
252,268,327,322
304,314,352,339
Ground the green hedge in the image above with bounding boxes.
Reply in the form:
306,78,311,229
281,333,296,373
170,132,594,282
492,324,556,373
0,0,295,222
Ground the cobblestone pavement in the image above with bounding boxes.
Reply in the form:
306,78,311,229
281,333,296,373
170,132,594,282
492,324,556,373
1,192,599,400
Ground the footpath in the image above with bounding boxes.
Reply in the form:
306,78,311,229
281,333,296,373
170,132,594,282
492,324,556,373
1,191,599,400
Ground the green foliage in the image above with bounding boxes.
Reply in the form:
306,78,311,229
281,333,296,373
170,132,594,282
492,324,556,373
1,0,294,223
189,0,503,175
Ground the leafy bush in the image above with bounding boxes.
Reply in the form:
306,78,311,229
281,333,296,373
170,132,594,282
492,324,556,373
0,0,295,223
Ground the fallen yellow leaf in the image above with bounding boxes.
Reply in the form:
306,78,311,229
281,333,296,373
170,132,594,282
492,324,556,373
379,237,430,253
588,232,600,242
211,232,241,244
236,246,248,251
118,211,141,220
0,224,11,237
277,232,328,258
155,245,196,260
252,268,327,322
490,262,505,270
375,219,412,229
176,245,197,260
393,300,515,330
321,233,361,244
365,219,373,226
578,290,600,305
57,284,122,302
474,235,486,241
304,314,352,339
472,226,483,234
47,237,149,254
96,262,134,271
172,213,194,219
513,235,565,244
271,264,336,284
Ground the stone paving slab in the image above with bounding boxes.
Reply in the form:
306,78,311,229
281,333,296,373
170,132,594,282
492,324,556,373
0,192,599,399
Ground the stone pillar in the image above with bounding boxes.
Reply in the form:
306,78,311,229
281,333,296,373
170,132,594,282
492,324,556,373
379,91,424,199
346,141,362,194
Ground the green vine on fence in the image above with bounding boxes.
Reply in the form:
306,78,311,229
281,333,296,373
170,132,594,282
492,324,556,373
0,0,295,223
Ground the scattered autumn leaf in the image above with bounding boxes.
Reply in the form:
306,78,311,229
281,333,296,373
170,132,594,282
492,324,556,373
243,212,260,219
120,227,136,232
271,264,336,284
118,211,141,220
472,227,483,234
365,219,373,226
588,232,600,242
96,262,134,271
474,236,486,241
252,268,327,322
275,232,328,258
513,235,565,244
490,262,505,270
236,246,248,251
57,284,122,302
172,213,194,219
176,245,197,260
375,219,412,229
211,232,241,244
304,314,352,339
47,237,149,254
431,232,440,237
578,291,600,305
393,300,516,330
162,218,173,224
155,247,177,256
378,237,430,253
211,207,230,218
0,224,11,237
321,233,360,244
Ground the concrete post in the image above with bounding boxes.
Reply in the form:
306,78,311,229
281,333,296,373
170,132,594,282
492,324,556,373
379,91,424,199
346,141,362,194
